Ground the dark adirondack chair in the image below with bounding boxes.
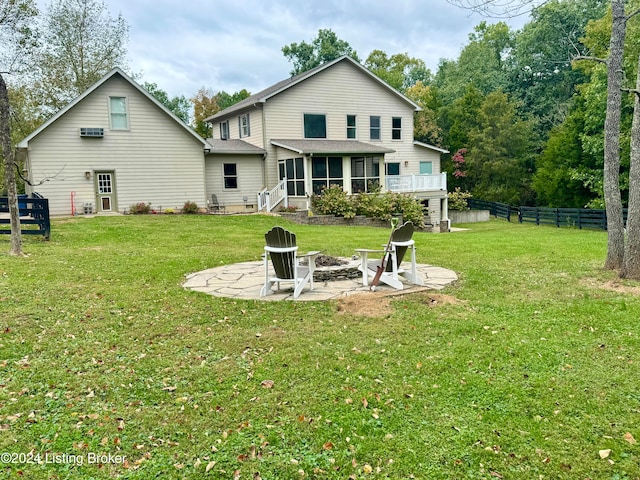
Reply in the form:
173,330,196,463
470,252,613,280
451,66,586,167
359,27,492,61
207,194,225,213
260,226,321,299
355,221,425,290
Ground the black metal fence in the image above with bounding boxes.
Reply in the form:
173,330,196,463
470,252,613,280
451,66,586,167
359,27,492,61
0,194,51,239
467,198,627,231
467,198,516,222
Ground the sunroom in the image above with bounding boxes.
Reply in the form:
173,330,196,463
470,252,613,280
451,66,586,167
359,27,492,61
269,139,446,199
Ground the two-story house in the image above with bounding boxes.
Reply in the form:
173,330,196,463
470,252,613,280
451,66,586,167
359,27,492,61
205,55,449,228
18,56,449,228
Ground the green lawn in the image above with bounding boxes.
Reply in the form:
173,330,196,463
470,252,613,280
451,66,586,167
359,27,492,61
1,215,640,479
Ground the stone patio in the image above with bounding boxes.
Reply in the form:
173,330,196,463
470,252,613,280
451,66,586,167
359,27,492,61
183,259,458,301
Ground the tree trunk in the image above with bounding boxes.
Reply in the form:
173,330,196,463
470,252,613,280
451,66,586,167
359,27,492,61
0,73,24,256
622,54,640,279
603,0,626,271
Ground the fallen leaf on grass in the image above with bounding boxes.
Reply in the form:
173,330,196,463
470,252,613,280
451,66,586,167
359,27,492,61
205,461,216,472
624,432,637,444
323,442,334,450
490,472,503,479
599,449,611,459
261,380,274,389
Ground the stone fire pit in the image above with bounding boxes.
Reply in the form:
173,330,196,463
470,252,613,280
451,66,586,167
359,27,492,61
310,254,361,282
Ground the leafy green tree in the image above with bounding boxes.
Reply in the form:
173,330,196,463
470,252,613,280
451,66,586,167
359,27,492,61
32,0,129,115
533,98,600,207
507,0,607,139
190,87,251,138
0,0,38,256
438,86,484,191
142,82,191,124
466,91,534,205
215,89,251,110
282,28,359,75
434,21,514,105
405,81,443,146
364,50,431,92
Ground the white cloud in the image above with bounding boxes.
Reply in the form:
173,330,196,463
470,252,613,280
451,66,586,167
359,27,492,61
37,0,532,98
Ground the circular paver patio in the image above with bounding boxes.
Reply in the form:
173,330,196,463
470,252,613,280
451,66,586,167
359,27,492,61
183,259,458,301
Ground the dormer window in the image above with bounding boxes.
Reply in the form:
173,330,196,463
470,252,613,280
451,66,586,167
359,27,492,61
239,114,250,138
220,121,229,140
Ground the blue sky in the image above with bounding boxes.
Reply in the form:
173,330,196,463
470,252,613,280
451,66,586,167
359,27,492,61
39,0,535,99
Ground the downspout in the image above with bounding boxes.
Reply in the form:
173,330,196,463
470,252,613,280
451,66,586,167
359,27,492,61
259,103,269,188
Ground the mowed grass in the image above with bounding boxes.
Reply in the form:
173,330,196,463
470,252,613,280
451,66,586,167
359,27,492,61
1,214,640,479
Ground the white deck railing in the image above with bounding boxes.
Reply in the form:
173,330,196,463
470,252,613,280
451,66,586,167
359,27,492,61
385,173,447,193
257,179,288,212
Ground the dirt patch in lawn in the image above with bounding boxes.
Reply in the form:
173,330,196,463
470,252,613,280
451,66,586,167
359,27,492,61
583,277,640,296
336,291,463,317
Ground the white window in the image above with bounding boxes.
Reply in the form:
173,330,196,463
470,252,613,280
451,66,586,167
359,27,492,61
109,96,128,130
220,121,229,140
239,114,250,137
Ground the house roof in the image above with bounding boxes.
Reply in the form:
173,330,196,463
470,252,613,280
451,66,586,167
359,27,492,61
414,141,449,154
205,138,266,155
18,67,207,149
206,56,422,122
271,139,395,155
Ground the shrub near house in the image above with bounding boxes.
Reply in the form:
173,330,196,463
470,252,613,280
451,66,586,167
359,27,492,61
312,186,425,228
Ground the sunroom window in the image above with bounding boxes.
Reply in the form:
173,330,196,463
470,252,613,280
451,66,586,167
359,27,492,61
279,157,305,196
312,156,343,195
351,156,380,193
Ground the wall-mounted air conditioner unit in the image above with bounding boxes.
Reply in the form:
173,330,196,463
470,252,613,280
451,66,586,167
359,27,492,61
80,128,104,137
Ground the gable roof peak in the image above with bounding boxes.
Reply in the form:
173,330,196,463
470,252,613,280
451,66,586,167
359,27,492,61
18,67,206,148
206,55,420,122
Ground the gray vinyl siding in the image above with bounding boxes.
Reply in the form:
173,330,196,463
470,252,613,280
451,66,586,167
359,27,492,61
212,108,264,149
25,75,206,215
204,155,263,208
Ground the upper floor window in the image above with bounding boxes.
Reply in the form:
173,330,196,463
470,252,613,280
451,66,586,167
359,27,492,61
347,115,356,139
392,117,402,140
304,114,326,138
419,161,433,175
239,113,250,137
369,116,380,140
109,96,128,130
220,121,229,140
